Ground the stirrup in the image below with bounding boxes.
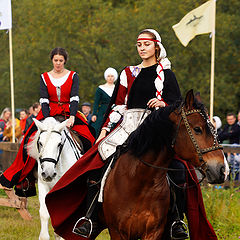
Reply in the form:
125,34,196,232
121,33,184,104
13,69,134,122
170,220,189,240
72,216,93,238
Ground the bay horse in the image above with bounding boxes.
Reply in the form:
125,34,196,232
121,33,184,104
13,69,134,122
101,90,229,240
28,117,83,240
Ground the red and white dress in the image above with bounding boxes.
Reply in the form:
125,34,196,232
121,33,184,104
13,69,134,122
0,71,95,192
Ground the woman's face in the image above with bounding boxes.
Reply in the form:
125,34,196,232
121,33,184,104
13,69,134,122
137,33,156,61
4,111,11,121
52,54,65,72
20,111,27,120
106,74,115,84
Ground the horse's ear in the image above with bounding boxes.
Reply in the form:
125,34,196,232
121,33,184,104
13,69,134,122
33,118,44,131
185,89,194,110
55,119,68,132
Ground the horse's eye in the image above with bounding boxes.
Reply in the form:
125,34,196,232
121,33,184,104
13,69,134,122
194,127,202,135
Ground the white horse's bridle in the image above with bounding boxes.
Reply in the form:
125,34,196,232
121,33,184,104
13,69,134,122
37,129,66,166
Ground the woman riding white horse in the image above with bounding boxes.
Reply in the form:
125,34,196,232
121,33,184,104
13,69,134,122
28,117,83,240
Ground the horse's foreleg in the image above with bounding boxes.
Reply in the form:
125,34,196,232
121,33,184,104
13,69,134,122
38,182,50,240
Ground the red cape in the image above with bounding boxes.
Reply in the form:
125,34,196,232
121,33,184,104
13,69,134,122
46,148,217,240
0,110,95,189
180,159,218,240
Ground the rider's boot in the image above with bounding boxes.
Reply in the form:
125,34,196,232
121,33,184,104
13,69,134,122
170,183,188,240
73,178,100,238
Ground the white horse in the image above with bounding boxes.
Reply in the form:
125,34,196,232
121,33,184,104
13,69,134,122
27,117,83,240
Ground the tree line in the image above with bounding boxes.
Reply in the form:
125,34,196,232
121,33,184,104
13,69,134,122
0,0,239,122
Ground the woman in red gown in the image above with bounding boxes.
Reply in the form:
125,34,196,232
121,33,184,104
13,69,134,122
0,47,95,196
45,32,218,240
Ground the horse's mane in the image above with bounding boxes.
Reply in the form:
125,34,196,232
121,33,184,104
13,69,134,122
127,98,208,157
27,117,60,160
126,102,180,157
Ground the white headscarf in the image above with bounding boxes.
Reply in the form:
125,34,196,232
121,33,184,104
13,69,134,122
144,28,171,69
213,116,222,130
104,67,118,82
141,29,171,102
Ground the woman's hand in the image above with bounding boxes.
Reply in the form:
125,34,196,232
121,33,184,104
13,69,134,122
91,115,97,122
66,116,75,128
96,129,107,143
147,98,166,108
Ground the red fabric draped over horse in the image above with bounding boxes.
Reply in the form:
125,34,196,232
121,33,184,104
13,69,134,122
46,90,227,240
0,69,95,194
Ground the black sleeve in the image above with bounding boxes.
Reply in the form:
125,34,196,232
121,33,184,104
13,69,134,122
40,75,50,118
24,117,33,134
70,73,80,116
162,69,182,105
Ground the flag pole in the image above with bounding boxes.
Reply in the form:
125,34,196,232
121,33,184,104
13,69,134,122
209,0,216,122
9,27,15,143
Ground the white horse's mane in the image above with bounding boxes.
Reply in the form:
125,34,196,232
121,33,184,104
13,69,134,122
27,117,61,160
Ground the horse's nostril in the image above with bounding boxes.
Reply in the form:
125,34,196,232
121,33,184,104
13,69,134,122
53,172,57,178
42,172,46,178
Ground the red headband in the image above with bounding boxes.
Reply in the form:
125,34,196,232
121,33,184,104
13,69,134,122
137,38,160,43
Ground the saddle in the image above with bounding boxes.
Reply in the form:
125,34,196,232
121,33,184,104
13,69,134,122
54,115,84,154
98,109,151,202
98,108,151,161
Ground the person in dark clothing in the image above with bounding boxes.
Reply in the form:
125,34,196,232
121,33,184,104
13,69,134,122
23,102,41,134
218,113,240,181
81,102,93,124
218,113,240,144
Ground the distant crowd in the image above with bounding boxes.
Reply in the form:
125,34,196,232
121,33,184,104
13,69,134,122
213,112,240,181
1,103,240,146
0,101,94,143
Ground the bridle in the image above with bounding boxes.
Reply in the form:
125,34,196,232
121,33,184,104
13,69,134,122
138,105,223,174
37,129,66,166
171,106,223,171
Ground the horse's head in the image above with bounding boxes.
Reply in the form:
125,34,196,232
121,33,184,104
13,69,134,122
169,90,229,184
29,117,68,182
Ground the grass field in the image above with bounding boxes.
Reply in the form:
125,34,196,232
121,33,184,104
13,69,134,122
0,184,240,240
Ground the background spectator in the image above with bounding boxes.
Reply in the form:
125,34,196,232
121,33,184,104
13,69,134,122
218,113,240,181
19,109,28,135
28,106,33,117
24,102,41,133
90,67,118,137
3,118,22,142
212,116,222,135
237,110,240,126
81,102,92,124
218,113,240,144
0,108,11,131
